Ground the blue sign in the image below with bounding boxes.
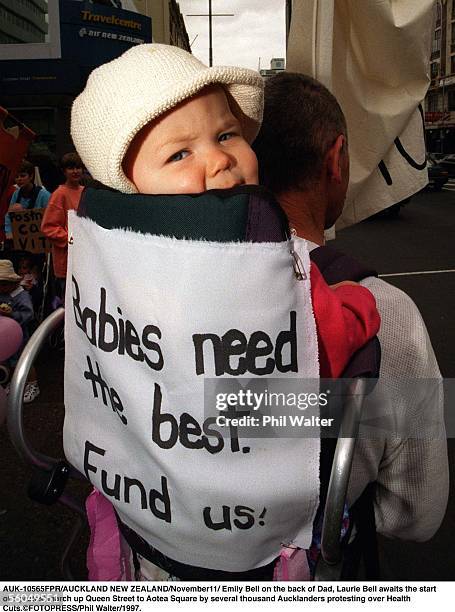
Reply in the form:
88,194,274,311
60,0,152,67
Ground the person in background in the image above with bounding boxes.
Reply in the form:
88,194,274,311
17,253,42,314
252,71,449,542
4,161,50,238
0,259,38,403
0,183,16,247
41,152,84,296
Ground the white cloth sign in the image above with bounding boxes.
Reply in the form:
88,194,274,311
287,0,434,227
64,213,320,571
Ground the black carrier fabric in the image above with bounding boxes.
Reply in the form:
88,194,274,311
78,185,289,244
79,186,380,580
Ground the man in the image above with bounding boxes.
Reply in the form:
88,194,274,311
252,72,448,542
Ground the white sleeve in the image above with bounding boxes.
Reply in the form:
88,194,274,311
347,277,449,541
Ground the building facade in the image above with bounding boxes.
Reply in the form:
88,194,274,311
426,0,455,153
0,0,190,181
0,0,48,44
260,57,285,79
0,0,152,174
131,0,190,50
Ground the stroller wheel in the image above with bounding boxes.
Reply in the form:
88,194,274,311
0,364,10,385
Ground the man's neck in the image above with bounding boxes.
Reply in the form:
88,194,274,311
277,189,326,246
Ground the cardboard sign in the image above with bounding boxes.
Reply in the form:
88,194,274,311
64,212,320,571
9,208,52,253
287,0,434,227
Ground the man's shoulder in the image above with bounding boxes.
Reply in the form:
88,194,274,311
360,276,417,308
359,275,424,330
359,276,440,377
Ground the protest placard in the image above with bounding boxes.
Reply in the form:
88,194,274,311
64,212,321,572
9,208,52,253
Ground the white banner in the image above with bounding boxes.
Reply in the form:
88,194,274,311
64,213,320,571
287,0,434,227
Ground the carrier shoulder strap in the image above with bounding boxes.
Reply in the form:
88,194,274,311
309,244,377,284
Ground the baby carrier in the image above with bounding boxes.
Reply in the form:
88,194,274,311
7,186,380,580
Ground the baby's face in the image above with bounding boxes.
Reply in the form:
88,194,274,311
123,86,259,194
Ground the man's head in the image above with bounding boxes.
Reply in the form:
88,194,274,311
15,161,35,190
252,72,349,229
71,44,263,194
61,152,83,187
123,85,258,194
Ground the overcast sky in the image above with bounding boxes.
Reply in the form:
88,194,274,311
178,1,286,71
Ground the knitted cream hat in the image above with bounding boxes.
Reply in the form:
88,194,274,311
71,44,264,193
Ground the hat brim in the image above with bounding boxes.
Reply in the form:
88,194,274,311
110,65,264,194
0,274,21,282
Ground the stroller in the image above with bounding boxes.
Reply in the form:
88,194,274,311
6,188,381,581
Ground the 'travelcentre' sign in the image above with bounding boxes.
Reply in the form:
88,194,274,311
80,9,142,31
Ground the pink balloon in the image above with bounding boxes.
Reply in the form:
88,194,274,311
0,385,6,427
0,317,23,361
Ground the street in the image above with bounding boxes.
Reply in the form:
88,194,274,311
334,184,455,580
0,184,454,580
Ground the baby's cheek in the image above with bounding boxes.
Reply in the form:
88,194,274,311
168,170,205,194
245,151,259,185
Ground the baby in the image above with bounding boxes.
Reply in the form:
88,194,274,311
70,44,380,579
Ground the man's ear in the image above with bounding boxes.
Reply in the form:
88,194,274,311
326,134,346,184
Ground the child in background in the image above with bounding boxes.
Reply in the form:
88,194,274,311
41,153,84,296
4,161,50,239
69,44,380,579
0,259,38,402
17,254,42,315
18,255,39,291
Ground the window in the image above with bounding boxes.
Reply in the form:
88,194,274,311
452,54,455,74
431,62,439,79
448,90,455,111
432,28,441,56
428,93,440,112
